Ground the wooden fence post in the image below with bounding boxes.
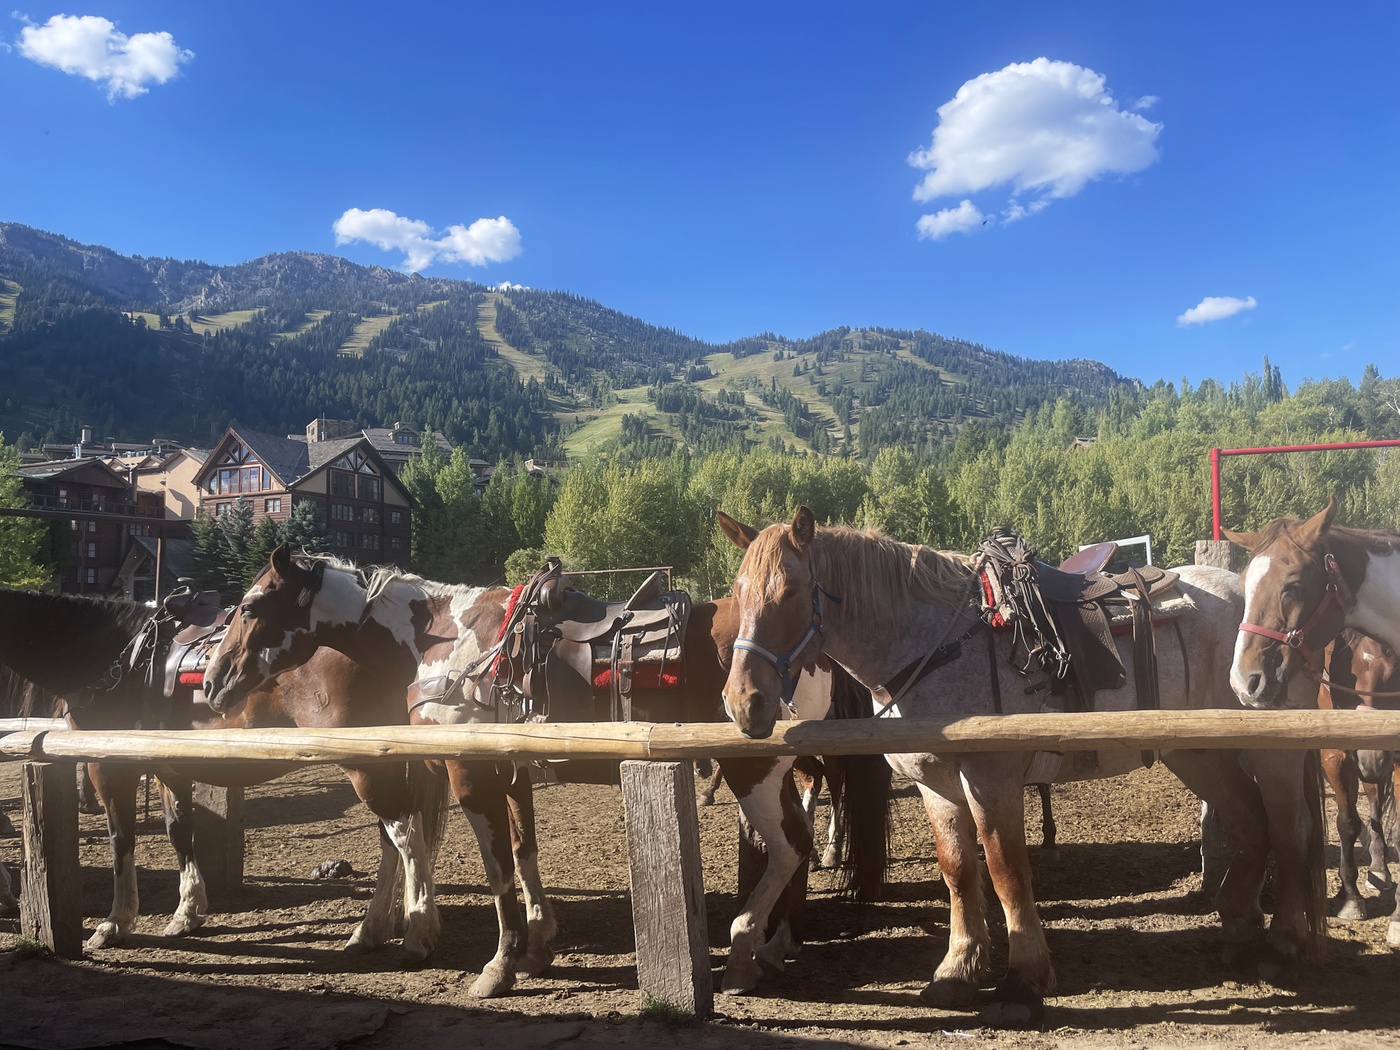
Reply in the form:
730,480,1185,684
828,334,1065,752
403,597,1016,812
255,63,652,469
20,761,82,958
192,784,243,897
620,759,712,1020
1195,539,1240,572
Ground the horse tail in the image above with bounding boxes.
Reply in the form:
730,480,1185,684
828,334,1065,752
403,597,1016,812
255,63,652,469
410,761,451,867
828,663,892,901
1302,747,1328,955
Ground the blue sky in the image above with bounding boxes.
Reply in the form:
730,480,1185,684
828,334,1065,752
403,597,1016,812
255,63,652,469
3,2,1396,390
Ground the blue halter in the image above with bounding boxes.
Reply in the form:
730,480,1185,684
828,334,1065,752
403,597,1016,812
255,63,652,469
732,581,842,710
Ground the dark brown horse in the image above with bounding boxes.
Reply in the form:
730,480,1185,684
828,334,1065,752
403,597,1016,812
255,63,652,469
0,587,444,957
1318,628,1400,941
204,547,888,996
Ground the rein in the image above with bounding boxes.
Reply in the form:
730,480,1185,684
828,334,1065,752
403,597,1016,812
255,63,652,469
1311,668,1400,702
1238,553,1355,667
732,581,842,711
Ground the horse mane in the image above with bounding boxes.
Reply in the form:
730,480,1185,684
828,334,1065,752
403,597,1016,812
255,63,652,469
1256,515,1400,557
740,523,977,624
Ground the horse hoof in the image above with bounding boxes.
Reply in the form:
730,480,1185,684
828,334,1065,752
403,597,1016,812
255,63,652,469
162,915,203,938
468,963,516,999
518,947,554,978
85,924,123,950
920,978,977,1010
1387,922,1400,949
1335,899,1368,922
980,998,1044,1030
719,962,761,995
698,793,716,807
819,847,840,870
1255,947,1299,986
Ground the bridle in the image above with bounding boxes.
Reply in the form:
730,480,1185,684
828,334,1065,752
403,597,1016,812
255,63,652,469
1238,552,1355,668
732,580,841,711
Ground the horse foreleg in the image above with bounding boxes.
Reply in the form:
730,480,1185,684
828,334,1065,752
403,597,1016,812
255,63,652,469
450,761,526,998
1244,749,1327,976
1036,783,1059,863
818,757,849,871
87,764,140,949
506,765,557,977
916,782,990,1011
961,756,1052,1028
1163,750,1270,962
698,761,723,807
1323,749,1368,919
1358,754,1395,891
721,757,811,994
156,778,208,938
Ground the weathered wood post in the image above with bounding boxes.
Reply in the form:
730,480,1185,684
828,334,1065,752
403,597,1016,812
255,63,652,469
20,761,82,957
1194,540,1239,572
619,759,711,1019
192,784,243,897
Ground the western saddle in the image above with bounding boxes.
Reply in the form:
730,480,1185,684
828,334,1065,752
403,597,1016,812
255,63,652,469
508,557,691,723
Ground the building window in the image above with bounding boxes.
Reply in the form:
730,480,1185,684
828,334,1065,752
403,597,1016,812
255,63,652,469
358,506,379,524
389,509,403,526
206,443,265,494
214,502,232,517
330,448,382,503
357,475,380,501
88,520,97,532
358,532,380,550
330,503,353,521
86,569,96,585
70,541,78,558
332,530,353,549
86,542,96,558
265,498,282,514
70,519,78,531
388,536,402,550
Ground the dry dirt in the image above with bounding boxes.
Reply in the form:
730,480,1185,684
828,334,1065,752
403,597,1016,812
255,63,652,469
4,759,1400,1050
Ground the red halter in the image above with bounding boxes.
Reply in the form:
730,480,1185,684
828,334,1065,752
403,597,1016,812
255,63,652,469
1238,553,1355,667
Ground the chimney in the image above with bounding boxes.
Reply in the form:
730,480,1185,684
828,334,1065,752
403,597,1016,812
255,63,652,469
80,424,94,445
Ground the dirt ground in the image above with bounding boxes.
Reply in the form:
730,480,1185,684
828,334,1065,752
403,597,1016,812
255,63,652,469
5,758,1400,1050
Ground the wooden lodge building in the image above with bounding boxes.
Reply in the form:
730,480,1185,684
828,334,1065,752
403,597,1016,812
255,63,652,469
195,425,413,567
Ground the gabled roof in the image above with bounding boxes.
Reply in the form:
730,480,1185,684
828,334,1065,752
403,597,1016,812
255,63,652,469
199,427,411,503
235,429,311,487
15,457,132,486
307,435,366,473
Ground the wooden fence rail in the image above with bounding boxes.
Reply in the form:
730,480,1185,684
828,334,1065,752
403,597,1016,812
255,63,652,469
5,707,1396,1019
6,708,1400,766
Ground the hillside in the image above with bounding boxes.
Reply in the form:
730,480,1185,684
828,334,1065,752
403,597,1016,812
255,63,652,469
0,221,1132,459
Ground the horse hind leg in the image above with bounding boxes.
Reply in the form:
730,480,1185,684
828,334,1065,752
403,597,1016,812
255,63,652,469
506,766,557,978
157,778,208,938
345,823,403,954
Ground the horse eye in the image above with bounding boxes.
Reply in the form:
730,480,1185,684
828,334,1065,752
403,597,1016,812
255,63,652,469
240,604,254,618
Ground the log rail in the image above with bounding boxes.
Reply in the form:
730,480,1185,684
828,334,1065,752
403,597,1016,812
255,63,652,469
4,708,1394,1019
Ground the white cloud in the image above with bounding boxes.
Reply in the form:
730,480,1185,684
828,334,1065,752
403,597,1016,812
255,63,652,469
1132,95,1160,111
915,199,986,240
15,14,193,100
494,281,529,291
909,58,1161,233
1176,295,1258,326
333,208,522,272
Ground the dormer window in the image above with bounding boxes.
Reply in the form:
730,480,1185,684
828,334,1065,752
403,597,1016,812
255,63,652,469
329,448,381,502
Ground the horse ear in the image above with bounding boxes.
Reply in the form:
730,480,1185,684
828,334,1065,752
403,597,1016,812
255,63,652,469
1302,493,1341,541
716,510,759,550
298,559,326,607
1221,527,1259,551
271,544,293,577
791,506,816,549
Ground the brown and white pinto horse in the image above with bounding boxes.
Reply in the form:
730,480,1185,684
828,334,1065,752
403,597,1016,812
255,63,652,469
1226,495,1400,710
717,507,1326,1028
0,587,443,957
204,546,886,997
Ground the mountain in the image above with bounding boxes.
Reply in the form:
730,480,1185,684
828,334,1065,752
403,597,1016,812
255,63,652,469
0,221,1133,460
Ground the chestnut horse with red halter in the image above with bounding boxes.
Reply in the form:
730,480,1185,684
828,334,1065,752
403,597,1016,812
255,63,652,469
1317,628,1400,941
0,586,444,958
717,507,1326,1028
204,546,887,998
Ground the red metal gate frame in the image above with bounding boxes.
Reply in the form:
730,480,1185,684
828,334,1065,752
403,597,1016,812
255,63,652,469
1210,439,1400,539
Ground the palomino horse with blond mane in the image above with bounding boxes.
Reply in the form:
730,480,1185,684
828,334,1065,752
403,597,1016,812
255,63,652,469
717,507,1325,1028
204,546,887,997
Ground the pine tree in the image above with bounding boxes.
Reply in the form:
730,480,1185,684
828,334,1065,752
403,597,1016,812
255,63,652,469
279,500,331,556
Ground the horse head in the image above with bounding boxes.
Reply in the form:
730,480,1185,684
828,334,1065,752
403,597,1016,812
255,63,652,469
1225,495,1355,708
204,545,362,713
718,506,827,739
